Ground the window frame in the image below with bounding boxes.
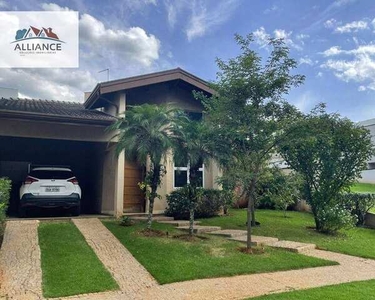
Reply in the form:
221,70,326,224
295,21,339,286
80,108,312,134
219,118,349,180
173,163,205,189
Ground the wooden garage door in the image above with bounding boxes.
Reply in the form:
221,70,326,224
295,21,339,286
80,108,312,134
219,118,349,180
123,160,145,212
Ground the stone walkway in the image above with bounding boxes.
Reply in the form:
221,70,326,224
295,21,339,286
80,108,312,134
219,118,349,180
2,218,375,300
72,219,157,295
0,220,43,300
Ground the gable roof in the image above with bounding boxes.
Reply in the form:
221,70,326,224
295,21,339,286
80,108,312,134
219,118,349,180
0,98,115,125
84,68,215,109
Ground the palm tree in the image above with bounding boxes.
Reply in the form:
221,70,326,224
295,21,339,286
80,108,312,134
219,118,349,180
109,104,179,229
173,118,214,236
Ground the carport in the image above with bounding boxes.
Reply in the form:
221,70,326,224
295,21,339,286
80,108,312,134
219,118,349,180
0,98,120,216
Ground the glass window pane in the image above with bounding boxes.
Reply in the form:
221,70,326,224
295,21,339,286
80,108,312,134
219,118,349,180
174,170,187,187
196,171,203,187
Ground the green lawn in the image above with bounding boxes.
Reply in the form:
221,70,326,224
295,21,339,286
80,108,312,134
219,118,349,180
350,182,375,194
199,209,375,259
38,222,118,298
103,221,335,285
252,280,375,299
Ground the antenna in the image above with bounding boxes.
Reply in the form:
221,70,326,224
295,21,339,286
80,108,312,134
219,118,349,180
98,68,110,82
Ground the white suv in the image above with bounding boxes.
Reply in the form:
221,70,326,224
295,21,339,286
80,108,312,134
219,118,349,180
19,166,82,217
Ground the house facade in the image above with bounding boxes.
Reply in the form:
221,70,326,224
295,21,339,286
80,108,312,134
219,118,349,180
0,68,221,216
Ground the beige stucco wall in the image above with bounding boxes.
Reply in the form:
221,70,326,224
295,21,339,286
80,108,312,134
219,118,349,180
149,154,222,214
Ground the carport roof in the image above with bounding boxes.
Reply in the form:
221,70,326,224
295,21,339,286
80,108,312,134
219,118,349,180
0,97,115,125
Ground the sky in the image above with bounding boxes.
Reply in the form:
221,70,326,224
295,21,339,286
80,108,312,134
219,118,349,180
1,0,375,121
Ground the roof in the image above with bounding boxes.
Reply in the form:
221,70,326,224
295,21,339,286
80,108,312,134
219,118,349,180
85,67,215,109
0,98,115,125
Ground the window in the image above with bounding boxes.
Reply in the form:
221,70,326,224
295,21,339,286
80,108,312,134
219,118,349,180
173,163,204,188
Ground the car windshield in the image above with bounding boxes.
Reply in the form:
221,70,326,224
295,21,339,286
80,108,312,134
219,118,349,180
29,170,74,180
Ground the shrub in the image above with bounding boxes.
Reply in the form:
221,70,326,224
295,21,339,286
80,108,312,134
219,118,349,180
0,178,11,242
316,205,357,233
341,193,375,226
165,188,223,220
119,215,134,227
257,168,303,212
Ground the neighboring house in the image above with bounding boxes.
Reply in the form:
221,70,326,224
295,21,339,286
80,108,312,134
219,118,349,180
0,68,221,216
357,118,375,183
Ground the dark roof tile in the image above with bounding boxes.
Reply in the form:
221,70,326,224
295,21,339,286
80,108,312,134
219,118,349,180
0,98,115,122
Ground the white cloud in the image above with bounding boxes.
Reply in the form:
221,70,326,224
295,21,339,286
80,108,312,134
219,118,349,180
253,27,302,51
41,2,160,67
0,0,8,8
164,0,177,28
293,91,320,113
321,46,343,56
0,69,97,101
299,57,314,66
316,72,323,78
358,85,367,91
185,0,240,41
253,27,270,48
322,44,375,57
296,33,309,40
41,2,72,11
321,44,375,91
332,0,357,7
79,13,160,66
264,5,278,14
335,20,368,33
324,18,337,28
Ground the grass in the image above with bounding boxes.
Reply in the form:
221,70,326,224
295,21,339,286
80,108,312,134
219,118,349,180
252,280,375,299
38,222,118,298
350,182,375,194
103,221,335,285
200,209,375,259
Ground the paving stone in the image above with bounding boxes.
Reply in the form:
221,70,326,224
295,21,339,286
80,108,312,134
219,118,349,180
270,240,316,253
229,234,279,246
130,216,174,221
157,220,201,227
0,220,43,300
208,229,247,238
178,225,221,234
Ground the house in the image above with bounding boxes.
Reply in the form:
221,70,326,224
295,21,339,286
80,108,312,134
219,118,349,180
357,118,375,183
0,68,221,216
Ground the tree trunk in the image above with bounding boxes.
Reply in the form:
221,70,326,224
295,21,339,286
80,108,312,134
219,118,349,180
146,196,154,229
251,200,256,226
246,191,253,250
189,205,195,236
146,164,161,230
246,178,257,251
188,164,199,236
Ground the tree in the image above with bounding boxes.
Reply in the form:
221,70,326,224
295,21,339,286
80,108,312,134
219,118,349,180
279,106,374,232
199,34,304,251
109,104,179,229
173,118,214,236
